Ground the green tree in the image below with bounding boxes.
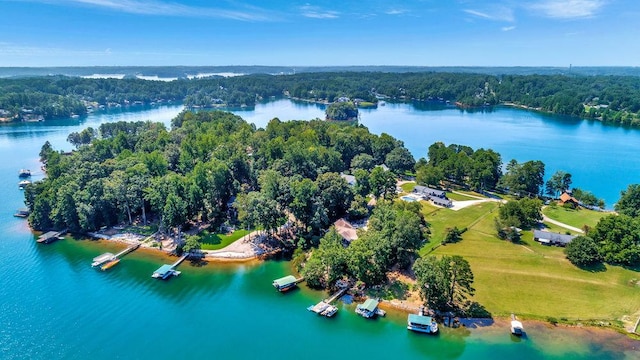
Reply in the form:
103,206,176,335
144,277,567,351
564,236,602,267
416,165,444,187
369,166,396,200
615,184,640,218
385,147,415,174
545,170,572,198
413,255,475,312
350,153,375,171
325,101,358,120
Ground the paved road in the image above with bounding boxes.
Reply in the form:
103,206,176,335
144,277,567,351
542,215,584,234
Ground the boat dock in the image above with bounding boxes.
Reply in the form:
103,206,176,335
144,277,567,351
152,254,188,280
36,230,66,244
93,243,141,269
355,298,386,319
307,287,348,317
510,314,524,336
273,275,304,292
14,208,30,218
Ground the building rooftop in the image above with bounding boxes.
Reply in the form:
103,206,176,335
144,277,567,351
359,298,379,312
154,264,173,276
273,275,297,287
408,314,433,326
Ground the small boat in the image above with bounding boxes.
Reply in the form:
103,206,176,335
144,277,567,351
101,258,120,271
407,307,438,334
14,208,30,218
18,180,31,189
18,169,31,178
511,314,524,336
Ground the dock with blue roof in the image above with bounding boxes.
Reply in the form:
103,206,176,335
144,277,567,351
152,254,187,280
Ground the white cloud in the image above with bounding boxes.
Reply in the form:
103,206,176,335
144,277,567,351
300,5,339,19
18,0,276,21
463,6,514,22
385,9,408,15
530,0,606,19
502,25,516,31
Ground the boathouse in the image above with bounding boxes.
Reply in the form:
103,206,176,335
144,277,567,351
533,230,576,247
356,298,384,318
152,264,175,280
37,230,64,244
273,275,299,292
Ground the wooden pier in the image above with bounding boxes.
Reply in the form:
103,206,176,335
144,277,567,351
36,230,66,244
152,254,188,280
308,287,348,317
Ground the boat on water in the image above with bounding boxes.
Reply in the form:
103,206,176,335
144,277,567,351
407,307,438,334
100,258,120,271
18,169,31,178
18,180,31,189
272,275,300,292
13,208,30,218
355,298,385,319
307,302,338,317
511,314,524,336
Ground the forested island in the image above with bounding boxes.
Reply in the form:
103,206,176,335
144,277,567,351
2,71,640,126
24,110,640,322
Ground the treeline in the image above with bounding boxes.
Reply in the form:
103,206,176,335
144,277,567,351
3,72,640,125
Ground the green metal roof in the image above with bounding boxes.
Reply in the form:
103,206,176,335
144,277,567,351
408,314,433,325
154,264,173,275
273,275,297,287
360,298,379,312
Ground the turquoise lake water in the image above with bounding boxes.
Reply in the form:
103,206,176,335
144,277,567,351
0,103,638,359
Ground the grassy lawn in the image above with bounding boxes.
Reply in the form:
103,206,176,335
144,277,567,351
543,206,608,230
421,202,640,321
199,229,250,250
540,221,581,236
446,192,479,201
400,182,416,192
420,201,500,254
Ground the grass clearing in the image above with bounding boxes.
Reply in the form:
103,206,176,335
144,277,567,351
446,192,479,201
421,201,640,321
400,182,416,192
543,206,608,230
199,229,250,250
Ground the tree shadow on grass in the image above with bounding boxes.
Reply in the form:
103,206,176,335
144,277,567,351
577,262,607,273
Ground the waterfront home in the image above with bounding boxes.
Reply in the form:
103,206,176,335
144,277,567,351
533,230,576,247
340,173,357,186
272,275,300,292
413,185,446,199
355,298,385,319
559,192,580,207
407,308,438,334
333,218,358,246
430,196,452,208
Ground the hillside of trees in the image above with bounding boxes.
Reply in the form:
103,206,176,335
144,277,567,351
2,72,640,126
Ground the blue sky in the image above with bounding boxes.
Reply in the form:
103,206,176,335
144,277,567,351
0,0,637,67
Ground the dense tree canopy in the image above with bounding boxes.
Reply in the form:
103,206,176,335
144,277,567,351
615,184,640,218
413,255,475,313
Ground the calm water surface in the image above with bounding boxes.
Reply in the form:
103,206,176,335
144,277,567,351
1,104,638,359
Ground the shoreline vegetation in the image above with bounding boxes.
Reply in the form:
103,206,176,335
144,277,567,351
23,100,640,339
2,71,640,127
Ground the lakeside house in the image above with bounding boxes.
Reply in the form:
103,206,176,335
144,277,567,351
413,185,446,199
559,192,580,207
340,173,357,187
533,230,576,247
430,196,452,208
333,218,358,246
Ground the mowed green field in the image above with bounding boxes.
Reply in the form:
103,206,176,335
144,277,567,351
420,202,640,322
543,206,609,229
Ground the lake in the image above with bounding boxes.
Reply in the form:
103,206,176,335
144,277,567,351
1,103,638,359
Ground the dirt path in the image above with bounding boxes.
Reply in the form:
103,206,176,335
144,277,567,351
542,214,585,234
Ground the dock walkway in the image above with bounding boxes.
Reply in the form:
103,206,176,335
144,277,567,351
152,254,188,280
308,287,349,317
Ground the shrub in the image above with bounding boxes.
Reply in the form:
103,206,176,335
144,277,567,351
565,236,602,267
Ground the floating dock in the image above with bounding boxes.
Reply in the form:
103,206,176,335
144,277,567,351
355,298,385,319
93,243,140,269
18,180,31,189
307,287,348,318
37,230,66,244
152,254,187,280
272,275,304,292
407,307,438,334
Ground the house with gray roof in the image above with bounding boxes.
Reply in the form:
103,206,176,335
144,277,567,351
413,185,446,198
533,230,576,247
430,196,452,208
